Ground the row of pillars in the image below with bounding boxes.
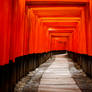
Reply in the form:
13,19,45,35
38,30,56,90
68,51,92,78
0,52,51,92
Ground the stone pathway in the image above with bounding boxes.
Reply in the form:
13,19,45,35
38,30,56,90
14,57,54,92
38,54,92,92
15,54,92,92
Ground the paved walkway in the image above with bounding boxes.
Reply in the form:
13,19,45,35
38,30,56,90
38,54,92,92
15,54,92,92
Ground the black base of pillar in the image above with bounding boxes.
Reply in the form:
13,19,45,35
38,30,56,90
68,51,92,78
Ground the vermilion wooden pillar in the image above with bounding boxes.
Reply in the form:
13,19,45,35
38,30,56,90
35,17,41,53
78,9,87,54
88,0,92,56
10,0,25,61
24,6,29,55
28,9,36,54
0,0,12,65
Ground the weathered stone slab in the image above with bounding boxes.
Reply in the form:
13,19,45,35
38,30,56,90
38,88,81,92
39,84,80,89
40,78,76,85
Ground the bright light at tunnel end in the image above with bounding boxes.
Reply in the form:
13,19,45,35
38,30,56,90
48,28,56,31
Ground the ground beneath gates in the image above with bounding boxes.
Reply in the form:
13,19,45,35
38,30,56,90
15,54,92,92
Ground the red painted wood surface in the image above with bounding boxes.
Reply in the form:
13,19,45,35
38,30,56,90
0,0,91,65
88,0,92,56
51,37,67,51
10,0,25,62
24,6,29,55
26,0,89,3
0,0,12,65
